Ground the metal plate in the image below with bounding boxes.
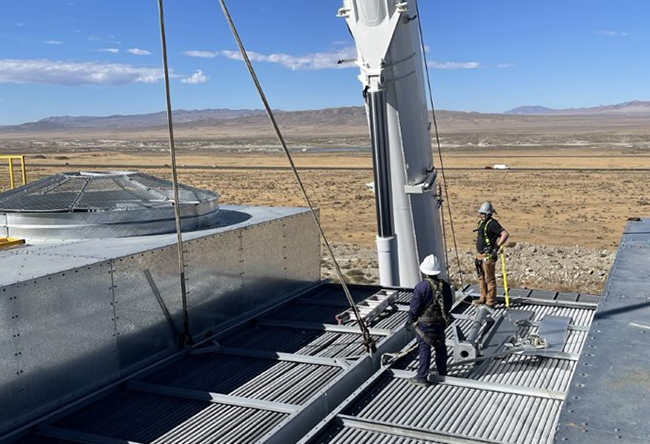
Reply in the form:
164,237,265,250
282,213,320,288
0,264,118,434
556,226,650,443
184,231,244,338
240,219,293,313
112,246,184,372
538,315,571,352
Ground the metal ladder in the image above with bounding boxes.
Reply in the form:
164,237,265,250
336,289,398,325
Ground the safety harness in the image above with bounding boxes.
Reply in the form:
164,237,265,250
477,218,493,251
418,278,451,327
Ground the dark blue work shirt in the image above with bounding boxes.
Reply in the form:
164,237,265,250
409,277,453,332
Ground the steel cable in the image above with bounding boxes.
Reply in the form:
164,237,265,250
156,0,192,346
414,0,465,290
216,0,376,354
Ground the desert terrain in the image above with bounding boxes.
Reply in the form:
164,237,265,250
2,107,650,294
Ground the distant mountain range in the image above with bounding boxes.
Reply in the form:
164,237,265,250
0,109,266,133
505,100,650,116
1,100,650,134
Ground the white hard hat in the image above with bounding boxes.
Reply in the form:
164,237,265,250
478,201,495,214
419,254,441,276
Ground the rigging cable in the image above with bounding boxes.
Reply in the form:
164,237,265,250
414,0,465,290
156,0,192,346
216,0,376,354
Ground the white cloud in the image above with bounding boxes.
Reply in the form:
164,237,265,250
219,46,357,71
128,48,152,56
0,59,164,86
595,30,628,36
184,50,219,58
181,69,209,84
497,63,515,69
44,40,64,45
99,48,120,54
428,61,481,70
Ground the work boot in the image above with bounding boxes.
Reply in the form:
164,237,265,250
408,377,429,388
472,298,486,307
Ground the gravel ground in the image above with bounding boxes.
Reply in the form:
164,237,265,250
321,242,615,295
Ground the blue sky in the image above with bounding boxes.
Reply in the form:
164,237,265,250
0,0,648,124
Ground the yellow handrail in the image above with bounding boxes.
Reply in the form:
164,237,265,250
0,155,27,190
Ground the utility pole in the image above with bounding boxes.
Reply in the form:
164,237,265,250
339,0,446,288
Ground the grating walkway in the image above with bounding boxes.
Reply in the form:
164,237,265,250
301,288,599,444
5,283,410,444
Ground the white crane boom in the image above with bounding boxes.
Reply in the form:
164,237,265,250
339,0,446,287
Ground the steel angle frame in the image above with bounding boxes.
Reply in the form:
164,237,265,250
462,288,598,310
191,346,350,369
334,415,507,444
296,364,395,444
254,318,392,336
37,425,143,444
125,381,299,413
389,369,566,401
258,325,410,444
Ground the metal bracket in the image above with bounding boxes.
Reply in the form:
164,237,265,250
404,169,437,194
340,0,407,89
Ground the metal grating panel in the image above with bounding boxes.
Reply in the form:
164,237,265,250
219,325,383,358
0,172,217,213
311,424,443,444
300,289,597,444
140,354,343,405
346,375,562,444
52,390,289,444
6,283,412,444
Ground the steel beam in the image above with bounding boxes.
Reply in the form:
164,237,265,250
335,415,509,444
37,425,143,444
125,381,299,414
519,319,591,332
521,350,580,361
454,313,591,332
255,319,392,336
191,345,349,368
506,296,597,310
463,292,598,309
390,369,566,401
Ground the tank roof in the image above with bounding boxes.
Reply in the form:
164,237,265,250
0,171,217,213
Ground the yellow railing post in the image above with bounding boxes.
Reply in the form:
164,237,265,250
8,158,15,189
20,156,27,185
0,155,28,190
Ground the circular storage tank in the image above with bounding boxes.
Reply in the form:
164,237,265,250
0,171,220,239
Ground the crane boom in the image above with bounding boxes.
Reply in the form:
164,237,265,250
339,0,446,287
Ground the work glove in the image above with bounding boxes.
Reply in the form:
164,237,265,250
490,248,499,261
405,319,413,332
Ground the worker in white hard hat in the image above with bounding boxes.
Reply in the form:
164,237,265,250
474,202,509,308
405,254,453,387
